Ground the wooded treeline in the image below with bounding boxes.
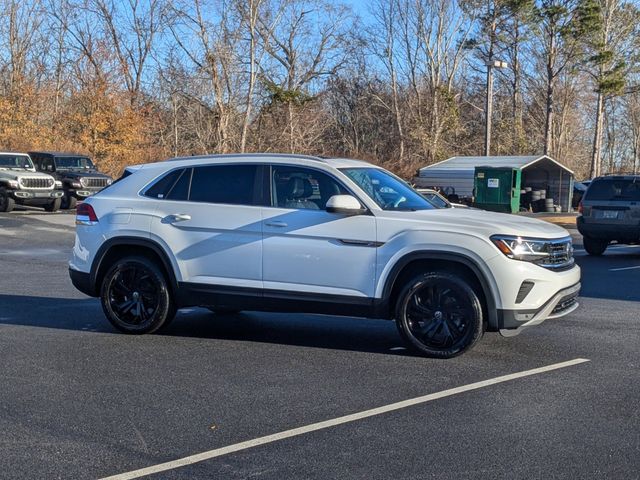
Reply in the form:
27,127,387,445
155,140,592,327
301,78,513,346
1,0,639,179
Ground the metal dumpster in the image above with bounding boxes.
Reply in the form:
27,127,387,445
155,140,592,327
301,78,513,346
474,167,521,213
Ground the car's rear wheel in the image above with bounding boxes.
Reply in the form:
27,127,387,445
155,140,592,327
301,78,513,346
583,236,608,256
0,188,15,212
100,256,176,334
395,272,484,358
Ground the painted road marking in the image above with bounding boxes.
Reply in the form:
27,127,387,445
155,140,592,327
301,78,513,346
609,265,640,272
100,358,590,480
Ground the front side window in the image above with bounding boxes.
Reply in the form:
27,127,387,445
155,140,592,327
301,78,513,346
341,168,435,211
190,165,258,205
271,166,348,210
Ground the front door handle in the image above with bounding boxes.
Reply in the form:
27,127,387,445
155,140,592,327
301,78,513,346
167,213,191,223
265,221,288,228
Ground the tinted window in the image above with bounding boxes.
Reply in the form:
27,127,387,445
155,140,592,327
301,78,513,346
145,169,184,199
189,165,257,205
585,178,640,201
272,166,348,210
166,168,191,201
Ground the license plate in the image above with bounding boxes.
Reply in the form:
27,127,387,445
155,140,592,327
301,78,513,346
602,210,618,219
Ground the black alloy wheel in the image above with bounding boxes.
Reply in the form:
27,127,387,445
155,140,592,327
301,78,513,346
100,256,175,334
395,272,484,358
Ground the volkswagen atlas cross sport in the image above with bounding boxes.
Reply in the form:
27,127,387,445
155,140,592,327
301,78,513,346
69,154,581,358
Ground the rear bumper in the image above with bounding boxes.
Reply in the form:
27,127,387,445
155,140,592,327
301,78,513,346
577,217,640,241
69,268,96,297
498,282,580,336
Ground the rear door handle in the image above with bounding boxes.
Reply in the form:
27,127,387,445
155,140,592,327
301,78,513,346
167,213,191,223
265,221,288,228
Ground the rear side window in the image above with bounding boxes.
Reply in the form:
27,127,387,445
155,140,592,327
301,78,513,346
189,165,258,205
585,178,640,201
145,169,184,199
166,169,191,200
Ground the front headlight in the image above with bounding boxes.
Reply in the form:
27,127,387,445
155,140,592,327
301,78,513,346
72,181,82,188
490,235,574,270
8,179,19,189
106,178,113,185
491,235,555,262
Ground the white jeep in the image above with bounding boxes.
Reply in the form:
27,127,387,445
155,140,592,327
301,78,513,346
69,154,580,358
0,152,64,212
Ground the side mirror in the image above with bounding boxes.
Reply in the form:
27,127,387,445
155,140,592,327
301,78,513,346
326,195,366,215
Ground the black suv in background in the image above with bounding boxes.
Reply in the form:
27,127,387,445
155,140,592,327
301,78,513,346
29,152,113,209
577,175,640,255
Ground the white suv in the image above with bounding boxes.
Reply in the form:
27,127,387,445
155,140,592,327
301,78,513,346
69,154,581,358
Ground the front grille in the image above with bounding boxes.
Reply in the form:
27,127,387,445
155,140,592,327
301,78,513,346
81,177,109,188
538,238,574,271
20,177,53,189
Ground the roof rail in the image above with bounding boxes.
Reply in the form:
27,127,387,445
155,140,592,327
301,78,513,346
167,153,327,162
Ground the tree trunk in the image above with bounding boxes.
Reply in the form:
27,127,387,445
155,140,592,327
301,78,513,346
590,91,605,178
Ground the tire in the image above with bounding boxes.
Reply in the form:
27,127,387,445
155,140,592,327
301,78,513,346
583,236,608,256
44,198,61,212
62,193,77,210
100,256,176,334
0,188,15,213
206,307,241,315
395,271,484,359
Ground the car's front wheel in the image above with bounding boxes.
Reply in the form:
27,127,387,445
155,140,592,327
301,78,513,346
0,188,15,212
61,193,77,210
100,256,176,334
583,236,608,256
44,198,61,212
395,271,484,358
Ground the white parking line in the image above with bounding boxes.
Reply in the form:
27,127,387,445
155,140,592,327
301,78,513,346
100,358,590,480
609,265,640,272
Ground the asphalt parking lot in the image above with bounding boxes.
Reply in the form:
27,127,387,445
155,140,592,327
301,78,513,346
1,210,639,479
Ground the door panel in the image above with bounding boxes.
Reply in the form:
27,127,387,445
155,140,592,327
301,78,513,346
262,209,377,297
149,165,263,288
262,165,377,298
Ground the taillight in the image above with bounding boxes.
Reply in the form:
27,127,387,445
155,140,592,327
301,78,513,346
76,203,99,225
578,201,583,214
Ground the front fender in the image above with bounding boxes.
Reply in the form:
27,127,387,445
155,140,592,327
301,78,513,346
375,230,503,328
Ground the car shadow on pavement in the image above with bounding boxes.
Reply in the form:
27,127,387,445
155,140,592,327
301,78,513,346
0,294,413,356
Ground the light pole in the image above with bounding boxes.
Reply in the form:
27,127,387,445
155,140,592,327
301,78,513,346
484,59,508,156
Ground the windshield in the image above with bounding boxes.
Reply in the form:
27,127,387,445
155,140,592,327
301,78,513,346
585,178,640,201
340,167,435,211
0,154,33,169
419,191,450,208
56,156,95,169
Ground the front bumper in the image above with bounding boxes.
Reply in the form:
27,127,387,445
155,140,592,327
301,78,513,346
10,189,64,200
68,188,102,198
498,282,580,336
